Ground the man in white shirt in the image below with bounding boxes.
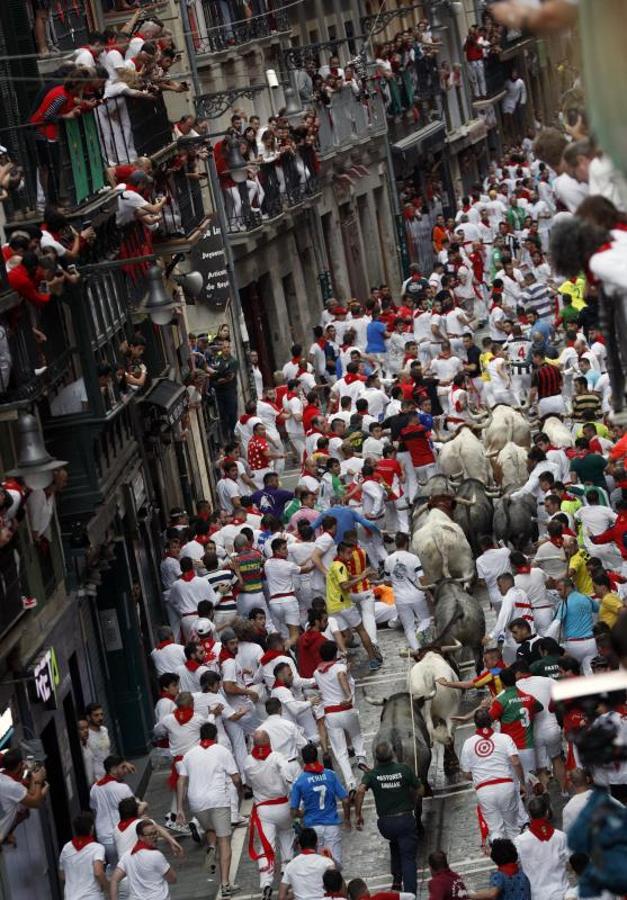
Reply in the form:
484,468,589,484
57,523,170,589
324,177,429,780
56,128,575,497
271,664,319,744
0,749,48,843
279,827,335,900
90,755,141,867
168,558,217,641
217,464,244,515
561,768,593,833
264,538,313,643
475,538,512,612
428,341,463,414
486,573,534,663
111,819,177,900
177,722,240,893
262,698,308,781
574,490,620,567
176,642,213,693
245,730,295,895
510,553,555,636
153,693,205,832
460,709,525,842
85,702,111,781
151,626,186,676
383,533,431,650
515,796,569,900
360,464,388,566
283,380,306,462
58,812,107,900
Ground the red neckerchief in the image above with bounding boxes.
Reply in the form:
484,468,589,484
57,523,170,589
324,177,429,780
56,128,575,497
117,818,137,832
200,638,216,660
344,373,364,385
185,659,201,672
95,774,120,786
181,570,195,582
304,762,324,773
174,707,194,725
316,660,336,674
240,413,252,425
251,744,272,760
528,818,555,842
132,840,156,854
286,390,299,400
200,739,217,749
498,863,519,876
300,849,317,855
475,727,494,737
219,645,236,662
290,356,302,366
259,649,284,666
71,835,95,851
272,678,286,689
159,690,174,700
196,534,211,546
155,639,174,650
316,338,327,350
549,535,564,548
516,565,532,574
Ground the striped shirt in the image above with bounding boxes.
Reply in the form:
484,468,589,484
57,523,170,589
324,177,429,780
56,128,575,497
233,550,264,593
532,363,562,398
521,282,553,320
347,546,370,594
572,392,602,421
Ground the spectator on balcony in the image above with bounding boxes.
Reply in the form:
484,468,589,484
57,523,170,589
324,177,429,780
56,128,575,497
2,231,36,272
124,335,148,393
7,251,64,308
73,32,106,68
26,467,68,544
115,171,166,232
40,207,95,263
126,18,164,59
153,49,190,94
319,56,345,83
502,68,528,142
464,24,487,99
106,154,152,189
29,70,86,203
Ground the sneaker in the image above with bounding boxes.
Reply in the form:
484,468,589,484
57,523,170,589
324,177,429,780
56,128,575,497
262,887,273,900
188,819,202,844
368,658,383,671
221,883,240,897
373,644,384,662
231,814,249,828
167,820,191,836
205,845,216,873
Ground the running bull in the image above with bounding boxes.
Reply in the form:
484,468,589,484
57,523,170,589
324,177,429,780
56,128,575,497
432,579,486,672
412,496,475,587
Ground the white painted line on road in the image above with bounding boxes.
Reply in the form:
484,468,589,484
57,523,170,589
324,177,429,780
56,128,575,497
229,799,252,883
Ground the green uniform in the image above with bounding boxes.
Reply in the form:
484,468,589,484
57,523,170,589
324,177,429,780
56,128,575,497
361,762,420,816
530,655,562,680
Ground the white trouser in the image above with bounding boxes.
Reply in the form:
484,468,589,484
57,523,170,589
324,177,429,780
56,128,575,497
325,708,365,790
535,724,563,770
294,706,321,743
583,537,623,570
538,395,566,417
97,97,137,165
563,637,597,675
237,590,270,619
164,595,181,642
476,781,520,841
395,596,432,651
468,59,486,96
518,748,536,783
417,341,432,367
269,597,300,635
385,497,410,533
313,824,343,866
287,433,305,462
361,525,386,566
437,385,450,414
224,719,249,780
295,576,314,626
254,801,294,887
533,605,555,636
397,451,418,501
351,590,377,645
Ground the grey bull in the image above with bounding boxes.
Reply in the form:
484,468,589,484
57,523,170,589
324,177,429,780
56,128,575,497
493,487,538,551
432,579,486,673
452,478,496,556
368,691,432,830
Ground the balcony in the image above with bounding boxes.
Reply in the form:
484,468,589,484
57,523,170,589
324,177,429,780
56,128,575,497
191,0,290,56
48,0,89,53
223,145,321,239
0,541,25,640
317,87,388,158
154,163,207,244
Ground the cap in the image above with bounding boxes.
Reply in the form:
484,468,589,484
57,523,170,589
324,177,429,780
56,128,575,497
221,627,237,642
196,618,213,637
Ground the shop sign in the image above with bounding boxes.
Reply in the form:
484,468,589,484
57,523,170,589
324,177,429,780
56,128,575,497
32,648,61,709
189,216,230,308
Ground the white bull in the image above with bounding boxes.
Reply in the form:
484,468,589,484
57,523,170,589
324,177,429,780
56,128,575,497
438,426,494,484
482,405,532,457
411,506,474,587
494,441,529,488
542,415,574,448
408,651,460,773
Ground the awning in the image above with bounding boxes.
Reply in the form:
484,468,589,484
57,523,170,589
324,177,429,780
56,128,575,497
391,121,447,157
446,118,489,152
140,379,188,428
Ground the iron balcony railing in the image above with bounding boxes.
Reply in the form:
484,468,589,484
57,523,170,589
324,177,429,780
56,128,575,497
191,0,290,53
316,86,388,157
48,0,89,53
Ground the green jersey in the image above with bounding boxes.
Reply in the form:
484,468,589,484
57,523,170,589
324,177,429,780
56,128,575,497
530,655,562,680
489,686,542,749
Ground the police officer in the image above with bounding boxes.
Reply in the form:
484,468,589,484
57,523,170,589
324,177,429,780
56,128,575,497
354,741,421,895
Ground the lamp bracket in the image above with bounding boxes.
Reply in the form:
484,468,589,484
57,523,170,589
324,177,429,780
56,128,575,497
195,85,267,120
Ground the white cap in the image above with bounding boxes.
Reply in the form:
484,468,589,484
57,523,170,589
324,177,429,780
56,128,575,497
195,618,213,637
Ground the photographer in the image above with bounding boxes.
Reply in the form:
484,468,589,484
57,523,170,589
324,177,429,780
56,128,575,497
0,748,48,844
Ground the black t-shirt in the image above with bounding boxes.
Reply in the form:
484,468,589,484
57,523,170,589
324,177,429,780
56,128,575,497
212,355,240,393
515,633,543,666
382,411,412,451
465,344,481,378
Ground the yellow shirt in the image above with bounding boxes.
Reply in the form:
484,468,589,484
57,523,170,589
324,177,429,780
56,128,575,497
326,560,353,615
559,275,587,311
598,591,624,628
568,550,593,596
479,351,494,381
576,422,611,440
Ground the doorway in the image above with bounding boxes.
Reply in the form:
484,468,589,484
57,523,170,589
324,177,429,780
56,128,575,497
63,691,89,810
40,719,71,847
239,279,276,386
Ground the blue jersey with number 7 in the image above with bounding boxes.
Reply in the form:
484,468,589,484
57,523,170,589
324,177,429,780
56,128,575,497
290,768,348,826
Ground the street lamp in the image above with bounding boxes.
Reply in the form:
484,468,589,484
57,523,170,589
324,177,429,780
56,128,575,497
173,271,204,299
143,265,177,326
6,413,67,490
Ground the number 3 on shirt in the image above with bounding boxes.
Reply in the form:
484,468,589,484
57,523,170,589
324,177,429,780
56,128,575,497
313,784,327,809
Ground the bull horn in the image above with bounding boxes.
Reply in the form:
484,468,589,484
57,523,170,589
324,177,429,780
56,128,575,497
414,502,428,518
420,581,438,590
485,488,501,497
455,493,476,506
485,450,499,459
363,694,385,707
439,638,463,652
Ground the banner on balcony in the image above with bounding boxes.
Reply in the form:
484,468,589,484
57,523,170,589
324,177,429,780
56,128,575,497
189,216,230,308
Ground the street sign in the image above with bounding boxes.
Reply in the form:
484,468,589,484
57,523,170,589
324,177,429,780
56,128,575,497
189,215,230,308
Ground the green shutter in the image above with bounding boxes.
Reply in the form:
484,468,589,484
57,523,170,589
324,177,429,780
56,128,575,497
83,112,107,193
66,117,89,203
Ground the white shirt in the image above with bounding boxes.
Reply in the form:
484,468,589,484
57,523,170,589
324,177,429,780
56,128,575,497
515,827,569,900
244,750,293,802
514,568,550,610
216,477,241,514
502,77,527,114
89,779,133,844
510,461,561,504
554,172,589,214
0,774,27,841
362,479,386,519
384,550,424,604
58,839,106,900
151,642,186,676
489,305,507,341
362,436,386,460
575,505,617,538
515,674,560,738
429,354,463,384
284,395,305,436
168,576,216,618
181,742,238,811
179,539,206,564
460,730,518,786
114,817,143,858
160,556,181,592
116,846,171,900
361,387,389,420
561,789,592,834
311,532,336,593
281,852,335,900
476,547,512,607
489,586,530,640
49,377,87,416
262,714,307,761
25,488,55,537
264,557,300,598
115,188,148,227
86,727,111,781
314,661,353,707
154,712,204,758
